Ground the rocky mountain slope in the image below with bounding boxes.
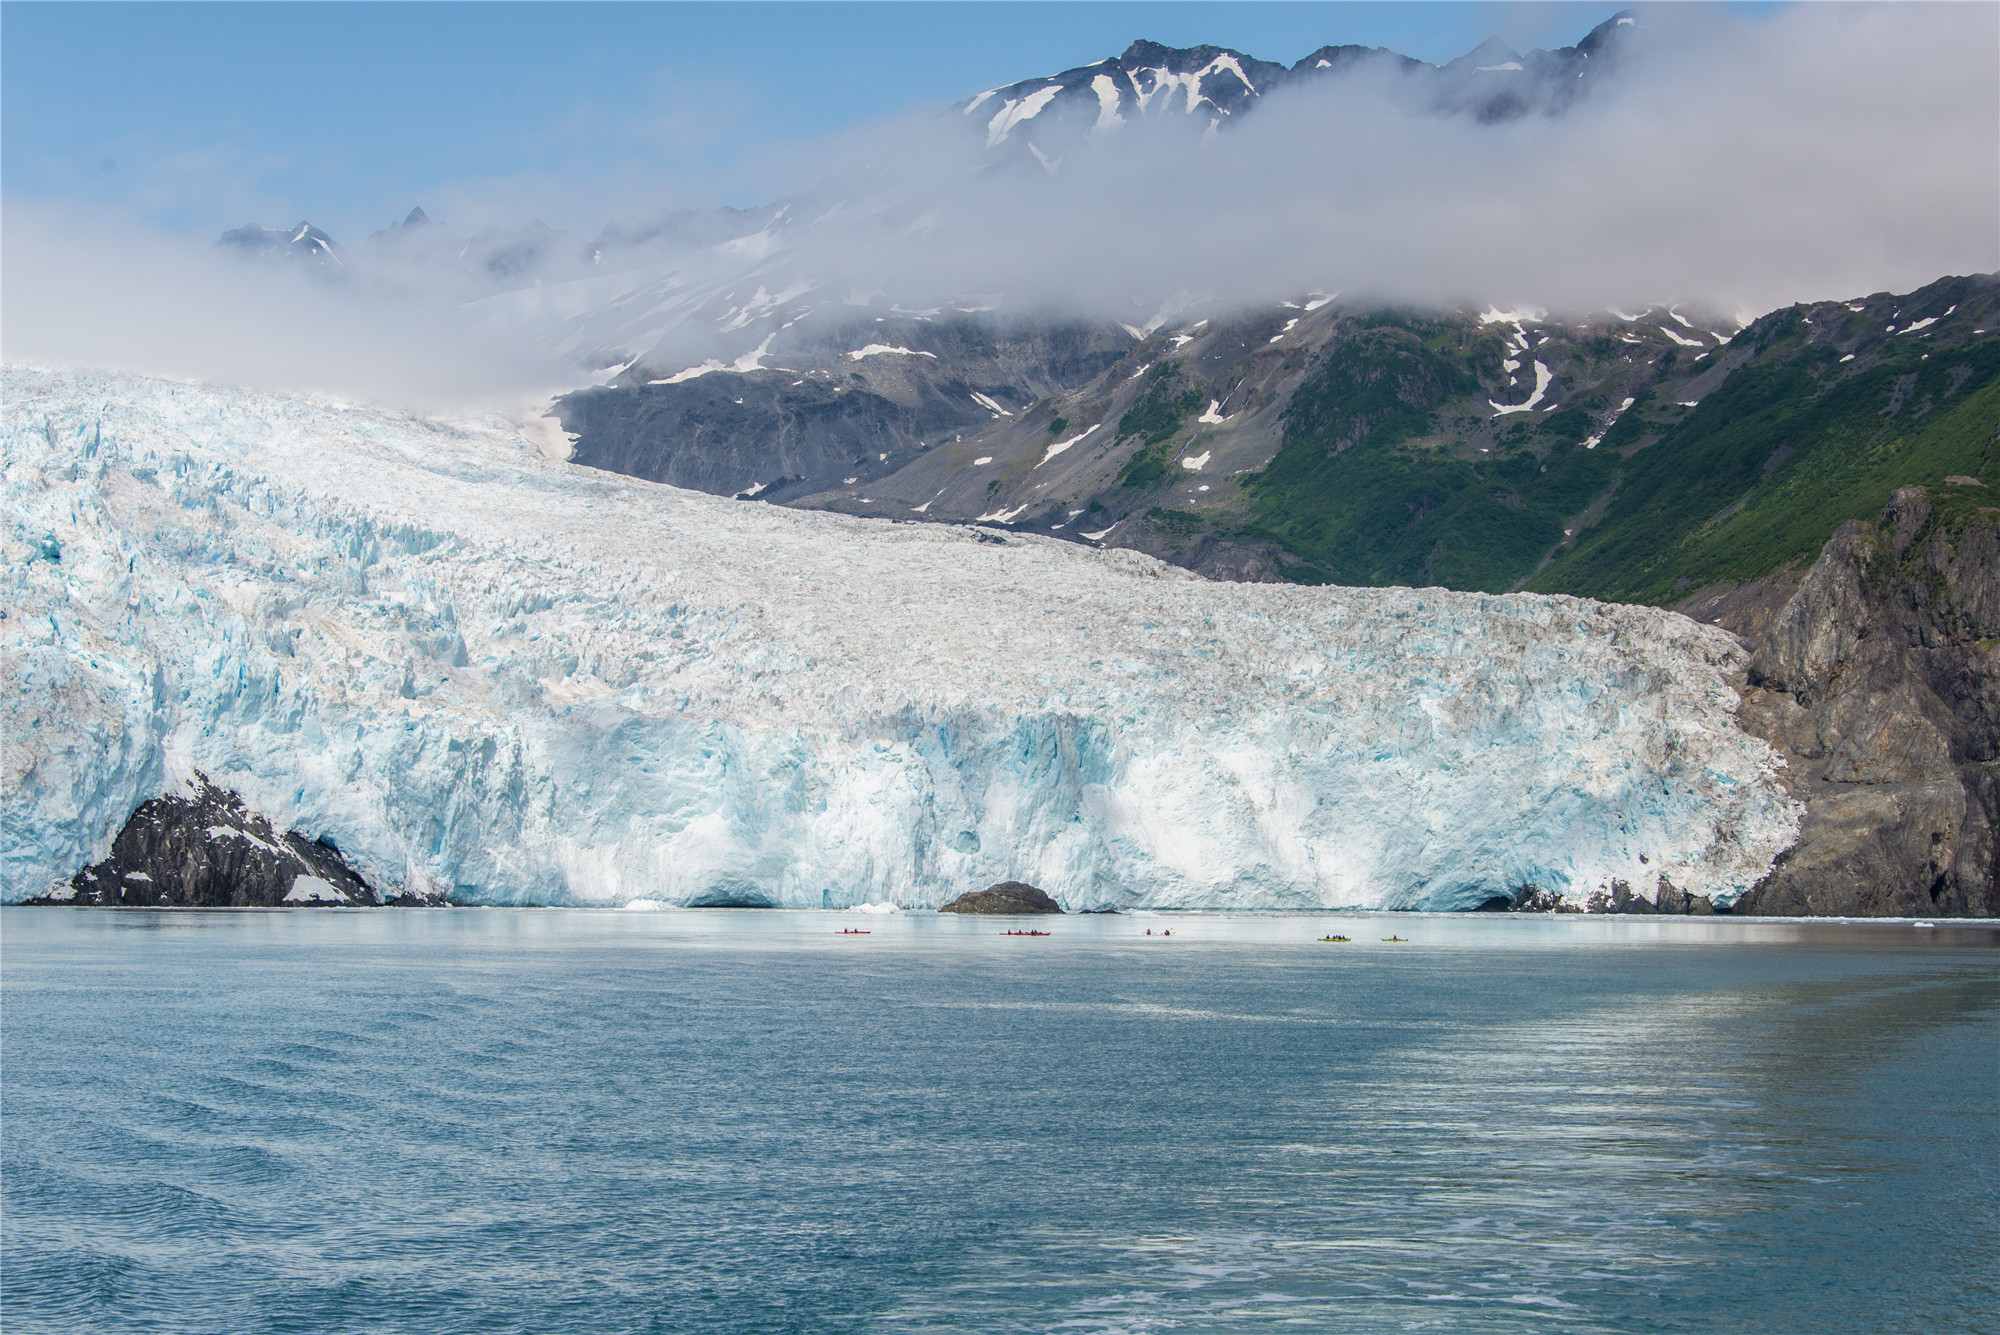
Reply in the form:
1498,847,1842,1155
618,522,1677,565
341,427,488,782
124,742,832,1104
787,294,1751,582
1687,486,2000,917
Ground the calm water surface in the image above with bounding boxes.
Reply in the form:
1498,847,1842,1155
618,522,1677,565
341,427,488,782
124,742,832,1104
3,909,1996,1334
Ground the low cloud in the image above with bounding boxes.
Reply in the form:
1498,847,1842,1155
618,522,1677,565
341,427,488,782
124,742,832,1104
787,2,1997,321
4,3,1993,406
1,204,568,410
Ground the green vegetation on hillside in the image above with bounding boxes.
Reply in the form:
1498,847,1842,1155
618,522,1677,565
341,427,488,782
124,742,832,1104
1237,318,1619,592
1530,331,2000,603
1116,363,1205,488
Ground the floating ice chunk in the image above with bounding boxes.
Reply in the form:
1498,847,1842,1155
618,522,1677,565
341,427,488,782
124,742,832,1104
848,901,902,914
621,898,669,911
283,876,346,904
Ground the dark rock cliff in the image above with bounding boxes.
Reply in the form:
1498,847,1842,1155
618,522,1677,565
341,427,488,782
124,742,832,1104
26,777,429,908
1705,485,2000,916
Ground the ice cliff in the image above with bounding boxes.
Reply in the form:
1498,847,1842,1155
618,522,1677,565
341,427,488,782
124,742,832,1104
2,365,1800,909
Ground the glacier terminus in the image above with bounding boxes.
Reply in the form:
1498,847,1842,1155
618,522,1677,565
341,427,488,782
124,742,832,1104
2,366,1800,911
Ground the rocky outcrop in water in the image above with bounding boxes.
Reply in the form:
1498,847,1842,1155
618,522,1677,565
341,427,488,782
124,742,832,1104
938,881,1065,914
26,777,418,907
1695,486,2000,916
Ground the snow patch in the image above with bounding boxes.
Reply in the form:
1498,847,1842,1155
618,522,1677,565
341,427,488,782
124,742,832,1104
1490,362,1553,415
1038,423,1100,467
986,85,1062,147
848,344,937,361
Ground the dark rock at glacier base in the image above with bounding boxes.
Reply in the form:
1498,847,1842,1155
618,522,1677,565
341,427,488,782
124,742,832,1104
939,881,1065,915
27,776,431,908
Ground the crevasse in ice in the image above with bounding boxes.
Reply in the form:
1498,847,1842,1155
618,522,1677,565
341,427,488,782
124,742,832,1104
1,366,1801,909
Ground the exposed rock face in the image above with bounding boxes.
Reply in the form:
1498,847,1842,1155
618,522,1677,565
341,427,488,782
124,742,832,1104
26,777,406,908
1710,486,2000,916
938,881,1066,915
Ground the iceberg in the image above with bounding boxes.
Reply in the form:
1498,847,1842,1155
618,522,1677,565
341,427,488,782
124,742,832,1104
1,366,1799,910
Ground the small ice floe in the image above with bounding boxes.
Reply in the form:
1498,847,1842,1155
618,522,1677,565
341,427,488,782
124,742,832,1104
283,876,347,904
849,901,902,914
621,899,669,912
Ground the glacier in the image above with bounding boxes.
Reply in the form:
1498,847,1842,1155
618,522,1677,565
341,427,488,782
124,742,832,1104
1,365,1800,909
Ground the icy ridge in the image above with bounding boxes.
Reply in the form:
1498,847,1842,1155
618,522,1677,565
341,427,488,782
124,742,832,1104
2,365,1800,909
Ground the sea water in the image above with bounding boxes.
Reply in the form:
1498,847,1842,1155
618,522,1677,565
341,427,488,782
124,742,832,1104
3,910,1994,1334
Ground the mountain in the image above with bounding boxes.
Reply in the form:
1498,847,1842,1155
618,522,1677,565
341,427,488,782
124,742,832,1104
3,364,1797,910
962,10,1632,160
216,220,346,272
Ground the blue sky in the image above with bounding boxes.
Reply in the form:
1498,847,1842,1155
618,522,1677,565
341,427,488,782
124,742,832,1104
2,2,1633,240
